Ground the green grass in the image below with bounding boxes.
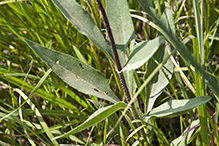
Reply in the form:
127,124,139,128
0,0,219,145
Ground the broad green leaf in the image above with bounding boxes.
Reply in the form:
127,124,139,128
122,36,165,71
52,0,114,63
106,0,135,52
171,119,199,146
52,102,127,139
143,96,212,118
23,38,120,103
144,44,174,113
136,0,159,23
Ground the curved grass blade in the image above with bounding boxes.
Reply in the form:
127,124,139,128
0,0,27,5
14,88,59,146
1,72,92,111
23,38,120,103
52,0,114,63
0,68,53,121
0,68,78,111
52,101,127,140
143,96,212,118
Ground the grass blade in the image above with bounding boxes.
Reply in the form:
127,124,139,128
14,88,59,146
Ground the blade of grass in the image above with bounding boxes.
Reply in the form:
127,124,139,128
0,69,53,121
14,88,59,146
192,0,208,144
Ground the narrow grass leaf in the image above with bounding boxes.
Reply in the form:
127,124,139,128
122,36,165,71
192,0,204,64
174,0,187,22
126,125,146,142
52,102,127,139
0,0,27,5
143,96,212,118
0,140,13,146
182,35,196,44
52,0,114,63
14,89,59,146
23,38,120,103
0,107,52,145
1,72,91,110
0,69,78,111
108,113,135,143
0,69,53,122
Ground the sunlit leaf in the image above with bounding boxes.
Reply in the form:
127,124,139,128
122,36,165,71
52,102,127,139
143,96,212,118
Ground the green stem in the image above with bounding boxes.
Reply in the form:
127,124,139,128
192,0,208,145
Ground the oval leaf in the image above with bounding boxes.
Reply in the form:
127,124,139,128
122,36,165,71
143,96,212,118
23,38,120,103
52,102,127,140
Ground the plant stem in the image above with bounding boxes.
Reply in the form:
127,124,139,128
96,0,131,103
193,0,208,144
96,0,146,140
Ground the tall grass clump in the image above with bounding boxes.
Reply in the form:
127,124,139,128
0,0,219,145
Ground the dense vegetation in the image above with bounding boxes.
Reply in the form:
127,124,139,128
0,0,219,145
